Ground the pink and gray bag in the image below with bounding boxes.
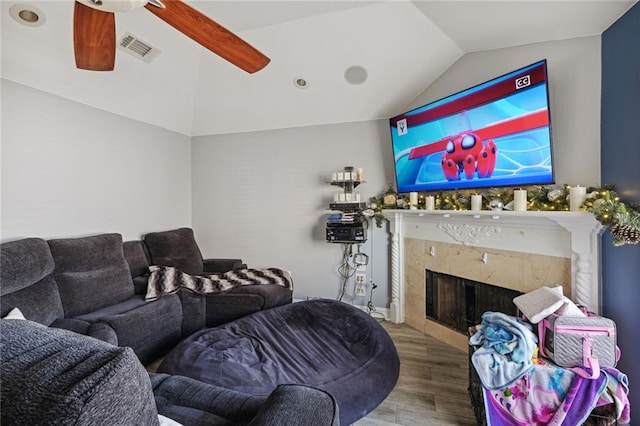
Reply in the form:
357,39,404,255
538,313,620,379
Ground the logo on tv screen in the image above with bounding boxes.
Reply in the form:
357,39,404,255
396,118,408,136
515,75,531,90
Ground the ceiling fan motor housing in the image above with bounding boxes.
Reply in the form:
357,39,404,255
76,0,148,13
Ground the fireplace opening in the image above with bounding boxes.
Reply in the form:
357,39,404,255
425,270,523,334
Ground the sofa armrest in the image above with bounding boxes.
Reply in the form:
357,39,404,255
150,374,339,426
50,317,118,345
1,320,159,426
248,384,339,426
133,275,149,295
202,258,246,273
178,290,206,337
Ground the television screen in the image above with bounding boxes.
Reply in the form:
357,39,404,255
389,59,554,193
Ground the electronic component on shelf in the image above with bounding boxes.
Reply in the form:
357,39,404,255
326,212,367,243
326,224,367,243
329,202,368,211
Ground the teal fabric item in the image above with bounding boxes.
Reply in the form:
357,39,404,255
469,311,538,390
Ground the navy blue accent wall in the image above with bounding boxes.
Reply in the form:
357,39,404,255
601,2,640,421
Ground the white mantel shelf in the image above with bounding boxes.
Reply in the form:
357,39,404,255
382,209,605,323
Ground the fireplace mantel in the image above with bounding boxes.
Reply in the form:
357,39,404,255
383,210,605,323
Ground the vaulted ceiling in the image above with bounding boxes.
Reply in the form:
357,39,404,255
1,1,635,136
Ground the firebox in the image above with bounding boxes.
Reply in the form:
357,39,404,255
425,270,523,334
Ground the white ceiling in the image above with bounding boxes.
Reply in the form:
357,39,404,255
1,0,636,136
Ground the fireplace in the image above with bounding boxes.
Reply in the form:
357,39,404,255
383,210,604,352
426,270,522,334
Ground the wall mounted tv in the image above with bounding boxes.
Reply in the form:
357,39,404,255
389,59,554,193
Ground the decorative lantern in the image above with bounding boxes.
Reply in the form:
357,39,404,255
383,184,398,208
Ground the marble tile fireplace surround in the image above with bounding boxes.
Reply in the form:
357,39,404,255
383,210,604,352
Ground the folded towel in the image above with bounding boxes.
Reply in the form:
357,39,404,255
469,311,538,390
513,286,565,323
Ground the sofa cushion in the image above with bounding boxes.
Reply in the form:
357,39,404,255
1,238,55,293
144,227,204,275
48,233,135,317
0,238,65,325
0,319,159,425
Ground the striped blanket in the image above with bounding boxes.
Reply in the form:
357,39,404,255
145,265,293,301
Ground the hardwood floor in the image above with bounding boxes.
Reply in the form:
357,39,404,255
355,321,477,426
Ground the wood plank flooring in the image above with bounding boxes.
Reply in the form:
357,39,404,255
355,321,477,426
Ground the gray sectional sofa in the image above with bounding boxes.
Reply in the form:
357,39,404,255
0,229,292,364
0,229,335,425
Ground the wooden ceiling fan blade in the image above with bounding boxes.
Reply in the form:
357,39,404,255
74,1,116,71
144,1,270,74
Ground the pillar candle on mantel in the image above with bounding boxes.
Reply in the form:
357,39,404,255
425,196,435,210
513,189,528,211
471,194,482,211
570,185,587,211
409,192,418,209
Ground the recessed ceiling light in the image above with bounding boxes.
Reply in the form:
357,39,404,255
345,65,368,85
9,3,45,27
294,77,309,89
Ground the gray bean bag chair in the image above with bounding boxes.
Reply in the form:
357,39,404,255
158,299,400,425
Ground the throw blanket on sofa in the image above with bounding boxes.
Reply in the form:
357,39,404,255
145,265,293,301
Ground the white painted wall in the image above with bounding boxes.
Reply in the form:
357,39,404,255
406,36,602,187
191,121,395,308
1,79,192,242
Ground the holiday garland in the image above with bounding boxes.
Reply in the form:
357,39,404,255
369,184,640,246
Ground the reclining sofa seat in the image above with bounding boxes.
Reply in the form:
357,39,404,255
46,233,184,364
142,227,292,326
0,237,114,343
123,239,207,338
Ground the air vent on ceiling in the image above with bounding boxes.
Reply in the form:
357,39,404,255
117,32,161,63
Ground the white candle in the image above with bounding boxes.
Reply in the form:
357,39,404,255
471,194,482,211
570,186,587,211
513,189,527,211
409,192,418,207
425,196,435,210
337,172,344,181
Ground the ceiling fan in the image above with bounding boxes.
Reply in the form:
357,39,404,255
73,0,270,73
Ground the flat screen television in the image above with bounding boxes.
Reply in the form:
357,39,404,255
389,59,554,193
